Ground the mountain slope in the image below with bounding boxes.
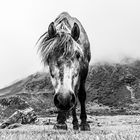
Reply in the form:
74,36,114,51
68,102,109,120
1,58,140,121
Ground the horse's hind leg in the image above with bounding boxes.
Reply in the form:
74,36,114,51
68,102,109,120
78,83,90,131
72,106,79,130
53,111,67,130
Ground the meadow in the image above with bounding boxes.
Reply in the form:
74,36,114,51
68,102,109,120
1,115,140,140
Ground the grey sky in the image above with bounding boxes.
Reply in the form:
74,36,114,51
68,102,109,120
0,0,140,88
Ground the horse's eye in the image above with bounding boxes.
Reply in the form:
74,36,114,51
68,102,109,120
51,74,54,78
75,51,80,60
50,72,55,78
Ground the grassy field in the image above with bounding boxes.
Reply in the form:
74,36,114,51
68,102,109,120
1,115,140,140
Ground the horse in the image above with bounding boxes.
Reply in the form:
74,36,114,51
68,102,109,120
37,12,91,131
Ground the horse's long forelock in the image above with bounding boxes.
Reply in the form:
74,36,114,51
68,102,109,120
38,31,83,65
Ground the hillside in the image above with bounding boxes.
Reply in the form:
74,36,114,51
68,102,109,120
1,58,140,122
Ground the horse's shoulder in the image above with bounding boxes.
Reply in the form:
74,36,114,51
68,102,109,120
54,12,72,25
57,12,71,19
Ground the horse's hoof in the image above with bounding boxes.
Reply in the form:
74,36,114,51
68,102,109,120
80,122,90,131
53,123,68,130
73,124,79,130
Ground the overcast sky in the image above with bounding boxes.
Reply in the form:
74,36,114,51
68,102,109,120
0,0,140,88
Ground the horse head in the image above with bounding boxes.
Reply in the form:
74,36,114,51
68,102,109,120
38,21,83,111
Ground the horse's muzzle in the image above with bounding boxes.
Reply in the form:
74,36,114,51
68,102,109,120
54,92,76,111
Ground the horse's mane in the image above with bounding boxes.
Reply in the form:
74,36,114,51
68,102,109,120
37,31,83,65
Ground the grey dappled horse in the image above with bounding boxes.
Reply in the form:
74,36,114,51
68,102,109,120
38,12,91,131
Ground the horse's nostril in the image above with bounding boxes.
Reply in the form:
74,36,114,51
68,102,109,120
54,93,76,111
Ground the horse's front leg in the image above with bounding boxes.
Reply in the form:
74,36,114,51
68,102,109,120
72,106,79,130
78,84,90,131
53,110,67,130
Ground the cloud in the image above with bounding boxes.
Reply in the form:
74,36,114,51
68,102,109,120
0,0,140,88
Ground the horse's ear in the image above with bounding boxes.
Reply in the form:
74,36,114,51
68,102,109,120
71,23,80,41
48,22,56,38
